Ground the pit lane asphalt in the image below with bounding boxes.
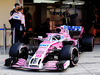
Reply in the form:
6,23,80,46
0,45,100,75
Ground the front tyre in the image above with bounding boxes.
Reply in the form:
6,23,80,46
60,45,79,67
9,43,28,60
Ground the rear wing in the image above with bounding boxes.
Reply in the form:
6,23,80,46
64,25,83,31
63,25,84,38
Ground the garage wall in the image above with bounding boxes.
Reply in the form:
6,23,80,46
0,0,16,46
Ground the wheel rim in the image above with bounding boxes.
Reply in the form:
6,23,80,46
71,48,79,64
18,47,28,59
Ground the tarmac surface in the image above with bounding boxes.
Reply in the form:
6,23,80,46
0,45,100,75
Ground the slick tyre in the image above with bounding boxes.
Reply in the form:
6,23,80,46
60,45,79,67
81,34,94,51
9,43,28,59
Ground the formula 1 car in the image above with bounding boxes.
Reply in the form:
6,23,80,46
5,25,94,71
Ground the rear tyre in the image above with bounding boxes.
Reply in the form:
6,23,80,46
60,45,79,67
81,33,94,51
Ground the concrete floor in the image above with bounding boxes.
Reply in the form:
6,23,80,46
0,45,100,75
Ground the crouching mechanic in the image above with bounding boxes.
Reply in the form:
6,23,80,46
9,7,26,43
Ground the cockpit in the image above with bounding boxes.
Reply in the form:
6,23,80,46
45,34,64,42
52,35,61,40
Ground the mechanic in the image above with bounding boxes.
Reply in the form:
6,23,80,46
10,3,20,44
9,7,26,43
94,7,100,36
10,3,20,16
24,7,32,32
40,18,51,37
62,8,71,25
23,7,32,44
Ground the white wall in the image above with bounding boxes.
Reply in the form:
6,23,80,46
0,0,16,46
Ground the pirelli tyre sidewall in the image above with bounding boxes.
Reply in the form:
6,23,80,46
9,43,28,59
60,45,79,67
81,34,94,51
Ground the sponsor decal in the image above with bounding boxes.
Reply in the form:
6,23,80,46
64,25,82,31
35,54,42,58
39,44,49,47
13,15,20,20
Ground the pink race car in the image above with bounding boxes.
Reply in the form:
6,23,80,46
5,25,94,71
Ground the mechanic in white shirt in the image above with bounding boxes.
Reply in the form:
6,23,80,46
9,7,26,43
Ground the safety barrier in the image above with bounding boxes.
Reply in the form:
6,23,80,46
0,24,15,54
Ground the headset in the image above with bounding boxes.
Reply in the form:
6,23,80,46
13,6,15,9
13,3,20,9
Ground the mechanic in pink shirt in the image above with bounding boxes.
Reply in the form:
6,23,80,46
9,7,26,43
